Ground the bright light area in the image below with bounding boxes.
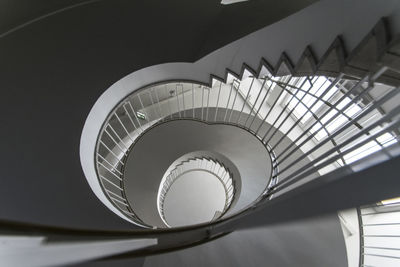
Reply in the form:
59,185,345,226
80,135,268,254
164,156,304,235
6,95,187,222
361,200,400,267
282,75,398,166
221,0,249,5
343,132,397,164
381,197,400,206
285,77,364,141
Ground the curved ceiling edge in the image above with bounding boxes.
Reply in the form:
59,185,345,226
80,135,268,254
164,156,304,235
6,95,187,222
0,0,102,39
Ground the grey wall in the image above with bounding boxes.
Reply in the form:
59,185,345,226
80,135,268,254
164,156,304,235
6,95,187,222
144,214,347,267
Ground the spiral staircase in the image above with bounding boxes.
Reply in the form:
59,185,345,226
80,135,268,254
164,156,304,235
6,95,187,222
2,1,400,267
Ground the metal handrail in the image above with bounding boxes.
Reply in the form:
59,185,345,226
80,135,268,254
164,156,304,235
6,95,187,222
158,157,235,227
358,198,400,267
95,66,399,227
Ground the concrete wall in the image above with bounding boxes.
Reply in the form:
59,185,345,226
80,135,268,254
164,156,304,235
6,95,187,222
144,214,347,267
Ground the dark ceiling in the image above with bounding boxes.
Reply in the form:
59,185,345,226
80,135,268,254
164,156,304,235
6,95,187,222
0,0,317,230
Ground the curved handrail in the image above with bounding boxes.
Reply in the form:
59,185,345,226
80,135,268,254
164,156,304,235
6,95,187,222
158,157,235,227
95,66,399,227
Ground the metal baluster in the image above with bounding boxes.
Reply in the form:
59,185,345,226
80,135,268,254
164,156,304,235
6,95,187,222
244,78,267,126
274,74,371,162
237,77,255,124
127,100,145,133
100,175,123,191
263,76,314,143
97,154,123,175
270,74,344,151
261,76,309,142
122,104,139,131
224,81,235,122
99,140,124,165
201,86,205,121
164,84,173,119
104,126,128,154
215,81,223,122
192,83,195,118
228,80,241,122
248,77,274,129
206,87,211,121
106,189,126,202
113,112,134,142
148,90,158,118
273,114,400,193
255,76,294,137
154,87,164,119
175,84,181,118
98,161,122,181
181,84,186,117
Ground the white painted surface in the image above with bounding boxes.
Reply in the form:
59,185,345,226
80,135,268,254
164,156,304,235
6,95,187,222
339,209,360,267
221,0,249,5
163,170,226,227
